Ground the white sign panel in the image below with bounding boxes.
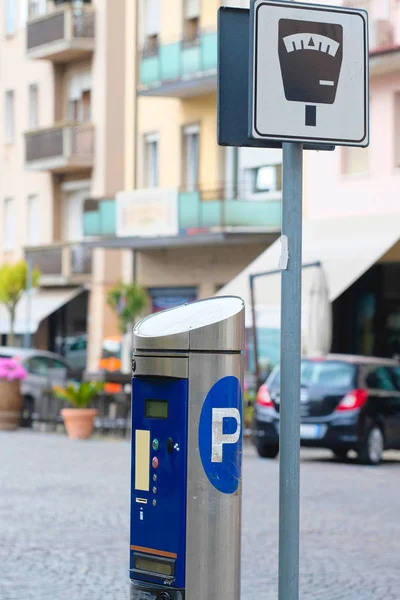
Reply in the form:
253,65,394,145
249,1,369,146
116,188,179,238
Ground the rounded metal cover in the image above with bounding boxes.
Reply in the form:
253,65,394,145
134,296,245,352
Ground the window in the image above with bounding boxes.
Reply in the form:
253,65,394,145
3,198,15,251
27,356,51,377
365,366,396,391
144,134,159,187
28,84,39,130
5,90,15,142
28,0,47,20
183,0,200,43
52,359,69,371
342,146,369,176
182,124,199,192
5,0,16,34
68,72,92,123
27,195,40,246
143,0,160,55
269,361,356,389
250,165,282,194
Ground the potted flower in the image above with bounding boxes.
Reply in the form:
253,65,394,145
53,381,103,440
0,358,27,431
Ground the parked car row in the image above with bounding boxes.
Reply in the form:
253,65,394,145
252,354,400,465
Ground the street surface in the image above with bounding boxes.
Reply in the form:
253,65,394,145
1,432,400,599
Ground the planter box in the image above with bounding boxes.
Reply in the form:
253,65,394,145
0,379,22,431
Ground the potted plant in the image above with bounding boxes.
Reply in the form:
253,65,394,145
54,381,103,440
0,358,28,430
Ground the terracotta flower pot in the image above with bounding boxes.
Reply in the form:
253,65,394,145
61,408,97,440
0,379,23,431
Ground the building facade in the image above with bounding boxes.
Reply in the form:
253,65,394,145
102,0,284,320
0,0,127,370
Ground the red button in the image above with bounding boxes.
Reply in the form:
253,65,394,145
152,457,159,468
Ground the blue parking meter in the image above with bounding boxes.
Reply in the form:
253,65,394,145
129,297,244,600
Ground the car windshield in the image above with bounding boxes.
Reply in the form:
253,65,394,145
268,360,356,389
101,340,121,360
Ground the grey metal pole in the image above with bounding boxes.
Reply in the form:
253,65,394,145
24,258,33,349
278,141,303,600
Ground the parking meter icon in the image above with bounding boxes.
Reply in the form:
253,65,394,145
278,19,343,127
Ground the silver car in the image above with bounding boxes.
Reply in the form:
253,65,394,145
0,347,72,427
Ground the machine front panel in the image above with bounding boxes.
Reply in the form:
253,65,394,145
130,376,188,591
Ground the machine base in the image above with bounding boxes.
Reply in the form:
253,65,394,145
130,579,185,600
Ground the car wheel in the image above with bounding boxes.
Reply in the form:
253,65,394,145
255,441,279,459
358,425,384,465
20,396,34,429
332,449,348,460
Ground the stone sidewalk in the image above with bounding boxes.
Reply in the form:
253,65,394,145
1,432,400,599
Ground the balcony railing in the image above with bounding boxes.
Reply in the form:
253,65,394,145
25,122,94,173
25,243,92,285
139,31,217,97
178,190,281,231
27,4,95,62
83,198,117,237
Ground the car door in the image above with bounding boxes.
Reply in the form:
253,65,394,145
364,365,399,449
388,366,400,450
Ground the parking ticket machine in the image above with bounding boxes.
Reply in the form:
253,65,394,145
129,297,244,600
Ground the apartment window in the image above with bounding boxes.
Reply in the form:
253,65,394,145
342,147,369,176
28,0,47,20
249,165,282,194
182,124,199,192
183,0,200,43
28,84,39,129
5,0,16,34
144,134,159,188
27,195,40,246
143,0,160,55
5,91,15,143
3,198,15,251
68,72,92,123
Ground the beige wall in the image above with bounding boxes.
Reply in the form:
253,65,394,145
137,243,268,299
0,5,55,260
137,92,221,190
87,248,124,370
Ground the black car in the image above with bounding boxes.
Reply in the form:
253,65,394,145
252,354,400,465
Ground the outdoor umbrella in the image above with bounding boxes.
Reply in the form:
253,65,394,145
306,265,332,356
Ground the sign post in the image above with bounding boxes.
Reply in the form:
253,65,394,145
279,139,303,600
218,2,368,599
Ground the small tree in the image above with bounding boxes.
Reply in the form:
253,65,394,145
0,261,40,346
107,282,148,334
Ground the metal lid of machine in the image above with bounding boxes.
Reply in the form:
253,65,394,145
133,296,245,353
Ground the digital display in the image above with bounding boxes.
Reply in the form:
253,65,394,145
145,399,168,419
135,556,173,576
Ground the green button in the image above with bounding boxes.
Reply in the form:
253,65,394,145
152,439,159,451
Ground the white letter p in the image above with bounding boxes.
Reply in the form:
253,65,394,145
211,408,241,463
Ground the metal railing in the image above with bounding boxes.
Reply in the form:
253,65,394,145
27,4,95,52
25,122,94,166
25,243,93,279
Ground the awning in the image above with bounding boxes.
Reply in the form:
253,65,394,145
217,214,400,328
0,288,84,335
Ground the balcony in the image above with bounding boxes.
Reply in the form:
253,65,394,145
83,198,117,237
25,244,92,287
27,4,95,62
115,187,281,241
25,123,94,173
139,31,217,98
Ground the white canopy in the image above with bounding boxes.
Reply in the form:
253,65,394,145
0,288,84,335
218,214,400,329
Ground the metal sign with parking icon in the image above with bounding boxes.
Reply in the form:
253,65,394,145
249,0,369,146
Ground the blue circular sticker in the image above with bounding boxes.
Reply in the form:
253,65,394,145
198,376,242,494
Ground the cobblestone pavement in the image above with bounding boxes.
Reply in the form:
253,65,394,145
1,432,400,600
